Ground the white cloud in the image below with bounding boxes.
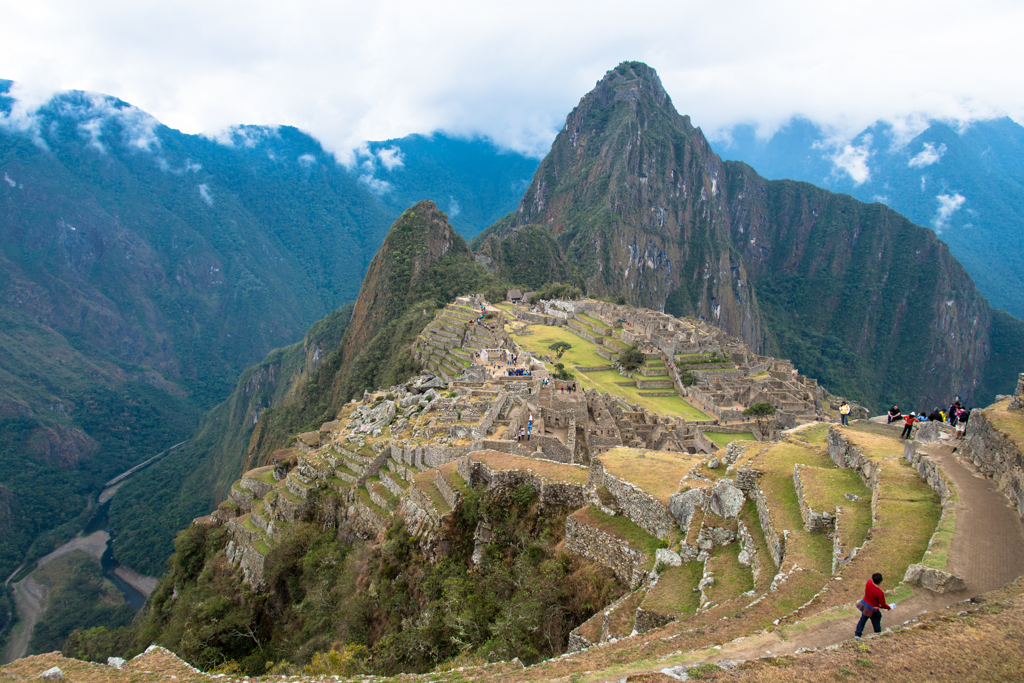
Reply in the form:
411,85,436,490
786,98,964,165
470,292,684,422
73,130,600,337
908,142,947,168
934,192,966,232
359,175,391,195
0,1,1023,158
818,136,872,185
376,146,403,170
448,196,461,218
297,153,316,166
198,183,213,205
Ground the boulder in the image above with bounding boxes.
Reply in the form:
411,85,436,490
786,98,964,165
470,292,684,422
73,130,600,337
708,478,744,519
38,668,63,680
914,421,941,444
107,658,126,669
655,548,682,569
903,564,967,593
669,488,705,530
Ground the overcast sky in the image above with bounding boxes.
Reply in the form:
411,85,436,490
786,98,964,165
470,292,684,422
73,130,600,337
1,0,1022,159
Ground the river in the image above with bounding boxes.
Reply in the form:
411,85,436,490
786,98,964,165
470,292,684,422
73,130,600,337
1,445,181,663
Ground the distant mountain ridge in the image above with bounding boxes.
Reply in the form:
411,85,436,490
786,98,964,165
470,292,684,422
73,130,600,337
715,115,1024,319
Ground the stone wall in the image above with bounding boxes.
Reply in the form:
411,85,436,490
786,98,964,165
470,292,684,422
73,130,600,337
793,464,835,532
434,468,461,510
461,456,589,509
590,457,675,539
963,410,1024,515
737,471,785,568
565,515,649,589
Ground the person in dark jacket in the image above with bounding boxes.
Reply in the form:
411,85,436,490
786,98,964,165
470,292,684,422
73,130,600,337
928,407,943,423
887,406,901,423
855,573,894,637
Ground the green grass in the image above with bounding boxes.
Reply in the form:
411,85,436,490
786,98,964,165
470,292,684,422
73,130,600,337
797,465,872,549
704,542,754,605
986,409,1024,454
702,431,756,448
246,466,277,485
580,371,708,419
642,562,704,615
577,313,610,329
512,325,610,368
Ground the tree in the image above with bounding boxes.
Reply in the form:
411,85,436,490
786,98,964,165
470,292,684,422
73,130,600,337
553,363,575,381
617,345,645,373
743,402,777,435
548,341,572,359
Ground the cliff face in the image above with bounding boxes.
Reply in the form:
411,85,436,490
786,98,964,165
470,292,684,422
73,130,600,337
489,61,1023,409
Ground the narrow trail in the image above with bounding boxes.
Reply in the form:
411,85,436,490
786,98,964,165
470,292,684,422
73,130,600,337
683,434,1024,669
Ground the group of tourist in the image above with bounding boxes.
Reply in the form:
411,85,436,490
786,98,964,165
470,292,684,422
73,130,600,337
507,367,531,377
515,413,534,442
887,401,972,439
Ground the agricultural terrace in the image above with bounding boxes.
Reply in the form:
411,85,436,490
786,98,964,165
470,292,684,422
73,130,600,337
597,447,702,505
508,323,710,420
702,431,756,449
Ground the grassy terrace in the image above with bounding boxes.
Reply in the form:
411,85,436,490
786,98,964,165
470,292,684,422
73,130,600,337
357,487,388,517
797,465,872,548
413,470,451,514
606,590,646,638
244,466,277,485
703,542,754,606
469,449,589,485
572,506,663,569
702,431,756,448
510,323,710,420
642,562,703,616
748,434,839,574
827,426,941,603
985,407,1024,453
597,447,698,504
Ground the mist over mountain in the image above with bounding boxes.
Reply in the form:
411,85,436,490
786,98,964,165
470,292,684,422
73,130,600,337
715,116,1024,320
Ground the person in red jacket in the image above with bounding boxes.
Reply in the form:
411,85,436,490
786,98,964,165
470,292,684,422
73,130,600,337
900,412,918,439
855,573,894,637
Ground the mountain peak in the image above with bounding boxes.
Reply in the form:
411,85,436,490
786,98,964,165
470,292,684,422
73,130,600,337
593,61,671,109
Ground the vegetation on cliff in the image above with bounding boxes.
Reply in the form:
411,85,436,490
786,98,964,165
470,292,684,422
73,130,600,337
67,484,624,675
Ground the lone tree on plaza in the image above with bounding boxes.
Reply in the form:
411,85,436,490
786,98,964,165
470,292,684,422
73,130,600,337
548,341,572,359
618,345,646,372
743,402,777,435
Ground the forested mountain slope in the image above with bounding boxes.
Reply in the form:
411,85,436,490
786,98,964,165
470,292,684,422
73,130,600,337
716,116,1024,319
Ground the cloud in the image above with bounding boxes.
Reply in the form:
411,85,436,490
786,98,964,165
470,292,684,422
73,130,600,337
0,1,1023,159
448,196,461,218
359,175,391,195
934,192,966,232
376,146,403,170
207,125,279,149
908,142,947,168
198,183,213,205
817,136,872,185
297,153,316,166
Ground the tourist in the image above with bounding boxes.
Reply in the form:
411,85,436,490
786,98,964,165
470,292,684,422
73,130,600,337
956,407,970,438
928,407,943,423
839,401,851,426
948,402,961,427
900,412,918,439
855,573,894,638
887,406,901,423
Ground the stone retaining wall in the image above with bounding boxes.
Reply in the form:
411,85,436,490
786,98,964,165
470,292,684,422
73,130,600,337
793,464,835,532
635,379,674,390
434,468,461,510
963,410,1024,515
239,473,275,499
590,457,675,539
461,455,589,509
737,472,785,568
565,515,650,589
